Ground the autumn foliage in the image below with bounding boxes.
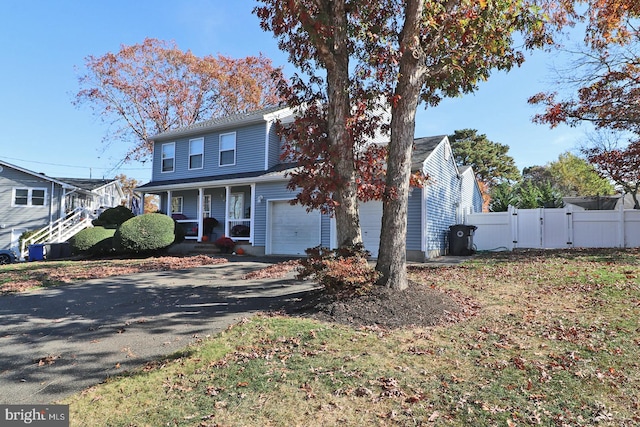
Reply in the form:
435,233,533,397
529,1,640,136
584,141,640,209
76,38,282,162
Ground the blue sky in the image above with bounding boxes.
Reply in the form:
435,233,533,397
1,1,592,184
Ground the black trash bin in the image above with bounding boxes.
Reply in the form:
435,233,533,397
448,224,477,256
46,242,71,260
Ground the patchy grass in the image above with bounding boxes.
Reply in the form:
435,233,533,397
62,248,640,426
0,255,226,294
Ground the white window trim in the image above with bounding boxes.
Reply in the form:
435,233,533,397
203,194,212,218
12,187,48,207
188,137,204,170
171,196,184,214
161,142,176,173
219,132,236,167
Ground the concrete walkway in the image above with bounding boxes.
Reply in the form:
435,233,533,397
0,259,316,404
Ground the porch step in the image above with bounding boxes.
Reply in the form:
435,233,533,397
166,242,221,256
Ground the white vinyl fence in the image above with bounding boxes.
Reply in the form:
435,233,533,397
465,205,640,251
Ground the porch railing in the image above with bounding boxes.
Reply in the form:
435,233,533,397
228,219,252,240
176,219,199,240
20,207,93,259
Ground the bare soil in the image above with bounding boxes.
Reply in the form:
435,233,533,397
241,259,471,329
283,281,457,328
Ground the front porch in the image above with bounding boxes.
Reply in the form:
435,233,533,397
157,184,257,244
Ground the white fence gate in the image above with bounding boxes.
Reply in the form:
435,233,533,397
466,205,640,251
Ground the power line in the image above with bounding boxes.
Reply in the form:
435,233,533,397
0,155,149,171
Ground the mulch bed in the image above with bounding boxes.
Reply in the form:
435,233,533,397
282,280,469,329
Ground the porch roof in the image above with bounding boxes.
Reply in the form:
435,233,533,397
136,163,296,193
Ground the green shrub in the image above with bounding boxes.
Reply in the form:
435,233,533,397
19,230,38,250
70,226,116,255
298,244,380,297
114,213,176,253
92,206,135,229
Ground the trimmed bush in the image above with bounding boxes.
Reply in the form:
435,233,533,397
92,206,135,229
70,226,116,255
298,244,380,297
114,213,176,253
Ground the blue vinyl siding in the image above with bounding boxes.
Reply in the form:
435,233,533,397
267,124,282,169
460,169,483,215
152,123,267,182
423,143,461,254
320,214,331,248
406,188,423,251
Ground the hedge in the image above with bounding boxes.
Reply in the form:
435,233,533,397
92,206,135,229
114,213,176,253
70,226,116,255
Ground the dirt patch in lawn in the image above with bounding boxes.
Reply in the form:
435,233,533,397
284,279,476,329
247,260,477,329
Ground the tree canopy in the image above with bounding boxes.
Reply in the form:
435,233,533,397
547,152,615,196
529,1,640,140
257,0,553,290
448,129,520,187
75,38,282,162
584,141,640,209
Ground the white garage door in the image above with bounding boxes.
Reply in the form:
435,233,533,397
269,201,321,255
359,201,382,258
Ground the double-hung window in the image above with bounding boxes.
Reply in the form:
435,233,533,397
13,188,47,207
161,142,175,173
219,132,236,166
189,138,204,170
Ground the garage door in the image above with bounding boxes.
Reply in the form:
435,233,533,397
269,201,321,255
359,201,382,258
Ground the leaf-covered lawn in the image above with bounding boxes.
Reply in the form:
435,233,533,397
0,255,226,294
63,248,640,426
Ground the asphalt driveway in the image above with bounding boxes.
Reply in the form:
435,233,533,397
0,259,317,404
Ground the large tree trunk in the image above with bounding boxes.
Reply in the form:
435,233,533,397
376,0,425,290
319,0,362,247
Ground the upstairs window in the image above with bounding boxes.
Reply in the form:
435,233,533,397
189,138,204,170
219,132,236,166
13,188,47,207
162,142,175,173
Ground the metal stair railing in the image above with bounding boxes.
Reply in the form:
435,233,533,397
20,208,93,259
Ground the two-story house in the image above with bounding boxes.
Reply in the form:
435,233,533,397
0,160,125,257
136,106,483,260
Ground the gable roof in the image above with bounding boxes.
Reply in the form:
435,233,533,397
0,160,123,196
151,105,292,141
411,135,448,172
0,159,74,188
